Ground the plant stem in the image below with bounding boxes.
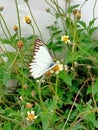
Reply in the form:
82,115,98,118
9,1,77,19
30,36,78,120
69,107,98,130
44,0,58,14
30,23,35,35
15,0,21,40
9,52,19,70
45,0,66,31
53,0,65,30
38,77,46,110
0,17,9,39
93,0,97,20
0,13,12,38
62,77,92,130
26,1,43,40
55,74,58,97
80,0,87,10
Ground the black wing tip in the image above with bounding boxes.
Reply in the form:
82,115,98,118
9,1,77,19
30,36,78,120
35,39,42,43
35,39,45,47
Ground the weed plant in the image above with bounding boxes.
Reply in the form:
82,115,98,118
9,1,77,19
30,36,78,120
0,0,98,130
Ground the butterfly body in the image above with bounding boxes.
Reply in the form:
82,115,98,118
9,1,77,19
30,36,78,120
29,39,57,79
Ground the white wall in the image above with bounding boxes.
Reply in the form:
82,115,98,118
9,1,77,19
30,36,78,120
0,0,56,41
0,0,98,42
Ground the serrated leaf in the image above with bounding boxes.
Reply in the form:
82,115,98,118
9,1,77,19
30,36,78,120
78,20,87,29
59,71,73,86
89,18,97,27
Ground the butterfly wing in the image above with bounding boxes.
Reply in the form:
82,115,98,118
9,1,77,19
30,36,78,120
29,39,56,78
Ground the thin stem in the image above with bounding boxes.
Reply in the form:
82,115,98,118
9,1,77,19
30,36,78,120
91,76,97,107
38,77,46,110
45,0,58,13
67,0,73,34
50,0,65,14
80,0,87,10
15,0,21,39
9,52,19,70
0,20,15,47
53,0,65,30
0,13,12,38
93,0,97,19
65,0,68,13
0,114,18,123
0,17,10,40
26,1,43,40
71,18,77,67
0,14,15,48
45,0,66,31
30,23,35,35
69,107,98,130
55,74,58,97
62,77,91,130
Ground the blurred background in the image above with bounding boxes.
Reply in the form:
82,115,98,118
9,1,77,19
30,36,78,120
0,0,98,42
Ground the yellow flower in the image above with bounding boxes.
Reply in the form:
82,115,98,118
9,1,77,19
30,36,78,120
61,35,70,44
53,63,63,74
45,61,63,77
23,16,31,24
13,25,18,31
26,111,37,122
50,61,63,74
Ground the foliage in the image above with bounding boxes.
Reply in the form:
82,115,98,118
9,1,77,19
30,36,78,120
0,0,98,130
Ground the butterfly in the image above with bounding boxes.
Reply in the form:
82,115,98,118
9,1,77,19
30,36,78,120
29,39,57,79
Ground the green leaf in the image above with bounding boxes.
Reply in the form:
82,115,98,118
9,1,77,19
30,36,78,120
72,124,87,130
40,111,52,130
75,103,83,112
88,27,98,36
93,79,98,95
59,71,73,86
89,18,97,27
68,4,80,13
2,122,12,130
78,20,87,29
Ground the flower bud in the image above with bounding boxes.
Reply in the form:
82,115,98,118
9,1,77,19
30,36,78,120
17,40,24,49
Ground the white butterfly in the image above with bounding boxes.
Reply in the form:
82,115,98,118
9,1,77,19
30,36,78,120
29,39,57,79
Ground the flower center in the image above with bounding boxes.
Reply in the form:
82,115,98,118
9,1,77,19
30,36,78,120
52,65,59,71
25,16,31,23
28,113,35,121
63,37,68,42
